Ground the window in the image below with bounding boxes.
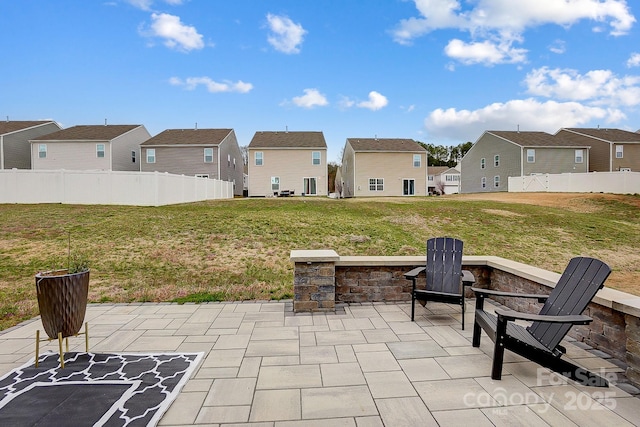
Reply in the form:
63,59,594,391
369,178,384,191
38,144,47,159
526,149,535,163
255,151,263,166
481,177,486,188
494,175,500,187
146,148,156,163
312,151,321,165
233,158,236,169
480,158,486,169
413,154,421,167
494,155,500,167
445,175,459,182
131,150,136,163
204,148,214,163
304,177,317,195
575,149,584,164
403,179,415,195
616,145,623,158
428,175,434,182
96,144,105,158
271,176,280,192
195,174,209,178
228,154,231,167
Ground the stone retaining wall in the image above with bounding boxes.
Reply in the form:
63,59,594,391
290,250,640,387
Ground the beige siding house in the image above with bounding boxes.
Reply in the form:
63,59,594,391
248,131,327,197
30,125,150,171
460,131,590,193
339,138,427,197
0,121,62,170
140,128,244,196
557,128,640,172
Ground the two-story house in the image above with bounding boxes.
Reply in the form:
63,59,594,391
0,121,61,170
140,128,244,196
30,125,151,171
556,128,640,172
460,131,590,193
339,138,427,197
428,165,461,195
248,131,327,197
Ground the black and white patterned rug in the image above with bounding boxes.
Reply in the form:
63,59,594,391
0,352,203,427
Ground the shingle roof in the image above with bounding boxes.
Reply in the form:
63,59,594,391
488,131,589,147
0,121,56,135
347,138,426,152
561,128,640,143
141,129,232,146
428,166,449,175
248,131,326,148
31,125,141,141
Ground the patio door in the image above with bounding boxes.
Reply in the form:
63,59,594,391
303,177,317,195
403,179,415,196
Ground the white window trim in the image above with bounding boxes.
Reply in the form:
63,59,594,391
271,176,280,192
526,149,535,163
481,177,486,188
413,154,421,168
403,178,416,195
255,151,263,166
494,175,500,187
38,144,47,159
369,178,384,191
480,158,486,169
146,148,156,164
575,149,584,164
494,155,500,167
204,148,214,163
312,151,321,165
96,144,105,158
616,145,623,158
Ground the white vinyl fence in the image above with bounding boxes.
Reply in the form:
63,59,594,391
509,171,640,194
0,169,234,206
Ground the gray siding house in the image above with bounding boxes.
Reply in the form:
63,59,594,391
140,128,244,196
0,121,62,170
248,131,327,197
340,138,427,197
30,125,150,171
556,128,640,172
460,131,589,193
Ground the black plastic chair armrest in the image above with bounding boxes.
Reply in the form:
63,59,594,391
471,287,548,303
495,308,593,325
461,270,475,286
404,266,425,280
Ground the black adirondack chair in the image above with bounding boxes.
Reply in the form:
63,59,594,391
472,257,611,387
404,237,475,328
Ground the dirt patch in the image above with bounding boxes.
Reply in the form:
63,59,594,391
449,192,640,210
481,209,524,217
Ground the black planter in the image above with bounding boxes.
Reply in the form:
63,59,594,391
35,269,89,339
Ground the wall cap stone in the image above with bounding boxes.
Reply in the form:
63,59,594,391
290,250,340,263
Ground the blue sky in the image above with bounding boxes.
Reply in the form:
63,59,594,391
2,1,639,162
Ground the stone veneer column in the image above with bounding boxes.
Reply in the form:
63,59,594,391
290,250,339,313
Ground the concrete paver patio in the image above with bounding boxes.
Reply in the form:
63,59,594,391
1,299,640,426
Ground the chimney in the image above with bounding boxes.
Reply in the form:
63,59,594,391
104,118,107,126
195,122,198,130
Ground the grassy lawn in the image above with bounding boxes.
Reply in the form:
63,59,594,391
0,193,638,331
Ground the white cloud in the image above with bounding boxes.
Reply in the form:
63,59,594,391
266,14,306,54
444,38,527,65
525,66,640,107
146,13,204,51
126,0,183,10
357,91,388,111
338,96,356,110
170,77,253,93
291,89,328,108
424,98,620,142
548,39,566,54
627,52,640,68
392,0,635,65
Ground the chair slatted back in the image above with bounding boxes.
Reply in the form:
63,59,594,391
425,237,463,295
527,257,611,351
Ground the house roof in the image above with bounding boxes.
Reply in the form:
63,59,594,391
428,166,450,176
31,125,141,141
560,128,640,143
347,138,426,152
141,129,232,146
249,131,326,148
487,131,588,147
0,121,56,135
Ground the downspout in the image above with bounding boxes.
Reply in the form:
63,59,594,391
520,146,524,176
610,143,613,172
0,135,4,170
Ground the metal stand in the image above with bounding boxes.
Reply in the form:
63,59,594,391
35,322,89,368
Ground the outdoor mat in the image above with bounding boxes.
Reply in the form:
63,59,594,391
0,351,203,427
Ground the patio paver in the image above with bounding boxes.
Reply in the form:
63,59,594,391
0,299,638,426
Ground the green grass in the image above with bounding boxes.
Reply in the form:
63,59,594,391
0,194,638,331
